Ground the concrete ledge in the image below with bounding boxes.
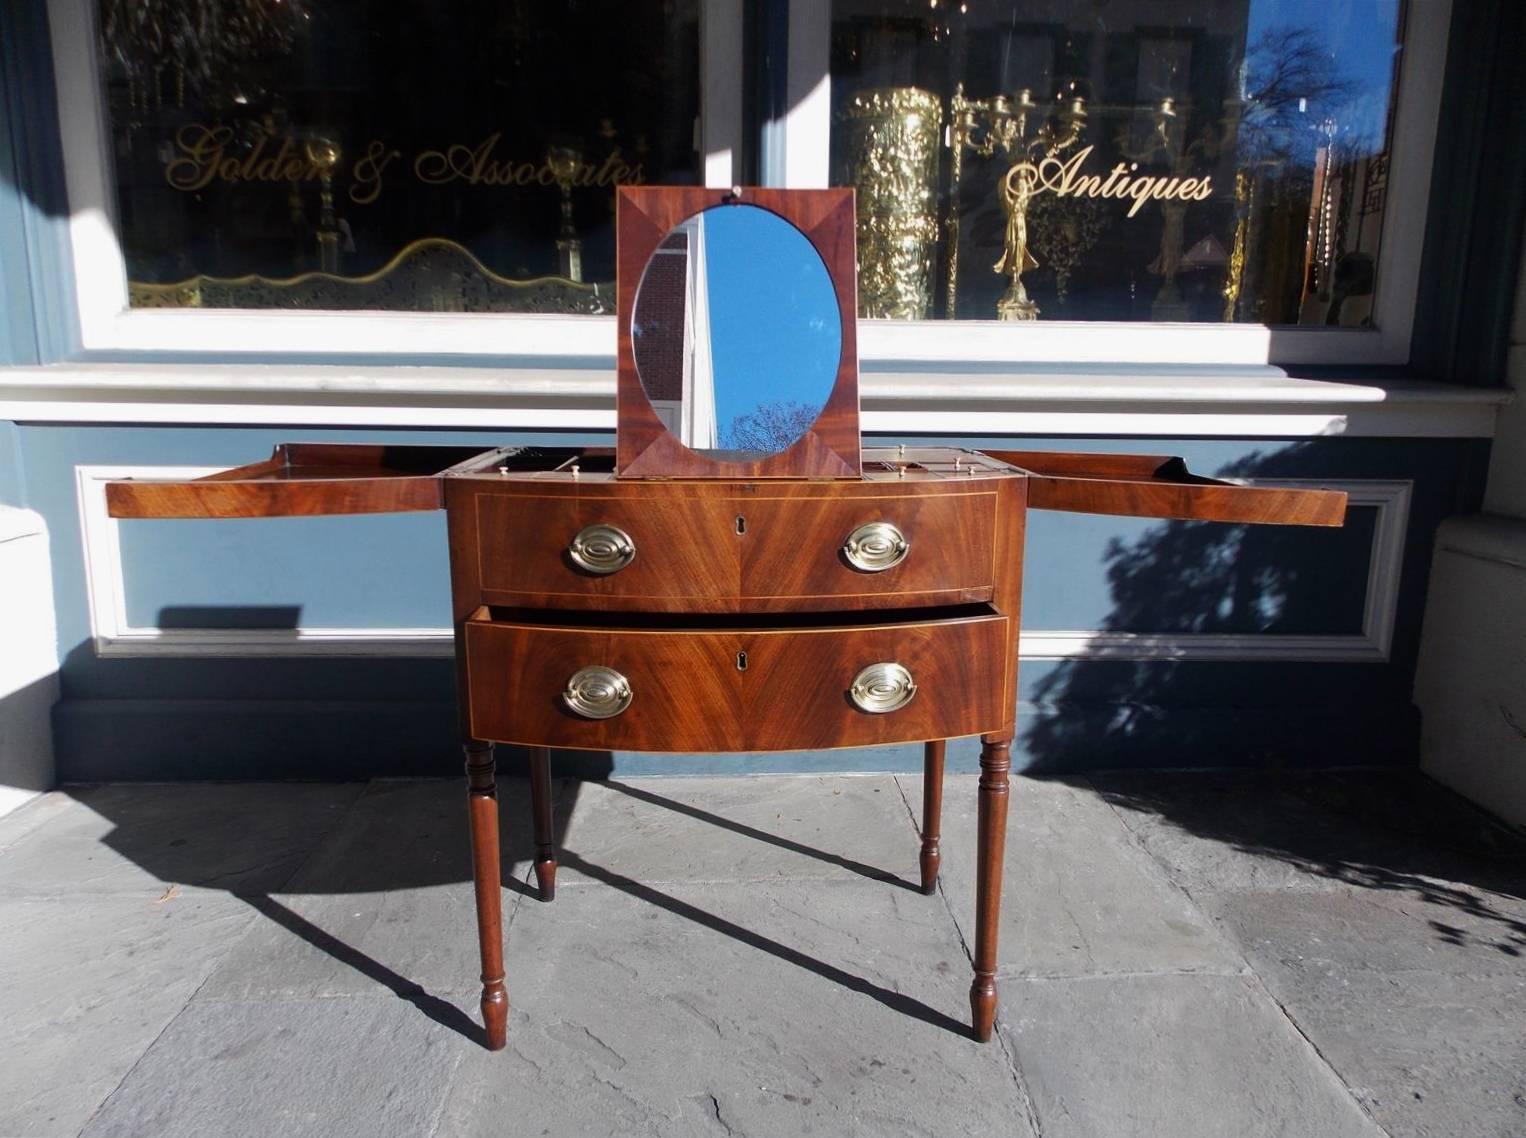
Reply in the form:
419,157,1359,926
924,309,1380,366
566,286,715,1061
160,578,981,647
1433,512,1526,570
1416,513,1526,827
0,507,58,817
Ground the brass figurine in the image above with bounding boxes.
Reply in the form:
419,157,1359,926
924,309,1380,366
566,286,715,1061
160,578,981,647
947,84,1087,320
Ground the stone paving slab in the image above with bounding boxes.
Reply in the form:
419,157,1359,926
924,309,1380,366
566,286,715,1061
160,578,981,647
438,877,1036,1138
4,772,1520,1138
0,784,363,899
198,778,542,1000
913,773,1244,979
1001,973,1385,1138
196,884,497,1004
1089,769,1526,899
1210,887,1526,1137
0,893,254,1138
77,995,471,1138
551,775,921,890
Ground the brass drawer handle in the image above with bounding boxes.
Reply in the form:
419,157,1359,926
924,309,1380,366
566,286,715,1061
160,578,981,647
568,524,636,574
849,662,917,714
842,521,909,572
562,666,633,719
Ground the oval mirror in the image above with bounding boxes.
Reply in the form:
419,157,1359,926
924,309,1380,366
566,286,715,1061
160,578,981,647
632,204,842,457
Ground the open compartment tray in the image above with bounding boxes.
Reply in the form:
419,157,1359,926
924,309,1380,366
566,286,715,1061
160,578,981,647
105,443,500,518
983,450,1347,526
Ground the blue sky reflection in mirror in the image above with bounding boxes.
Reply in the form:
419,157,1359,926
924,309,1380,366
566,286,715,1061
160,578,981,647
632,204,842,456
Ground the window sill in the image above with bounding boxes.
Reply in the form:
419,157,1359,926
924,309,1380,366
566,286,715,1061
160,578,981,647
0,362,1508,437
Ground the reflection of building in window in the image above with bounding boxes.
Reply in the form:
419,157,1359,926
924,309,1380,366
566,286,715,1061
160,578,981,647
829,0,1403,326
633,218,717,448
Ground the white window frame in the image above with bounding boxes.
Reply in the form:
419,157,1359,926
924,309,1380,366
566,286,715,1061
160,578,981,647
48,0,742,358
51,0,1447,369
783,0,1450,369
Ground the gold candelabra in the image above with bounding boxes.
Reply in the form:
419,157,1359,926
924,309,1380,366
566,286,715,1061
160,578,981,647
546,145,585,283
947,84,1087,320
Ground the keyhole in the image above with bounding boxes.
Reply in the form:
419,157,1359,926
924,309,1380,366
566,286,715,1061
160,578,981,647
736,651,748,671
735,515,746,535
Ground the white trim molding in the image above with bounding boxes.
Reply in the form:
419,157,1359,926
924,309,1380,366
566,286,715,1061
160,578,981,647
79,466,1408,662
1020,480,1413,663
6,365,1508,436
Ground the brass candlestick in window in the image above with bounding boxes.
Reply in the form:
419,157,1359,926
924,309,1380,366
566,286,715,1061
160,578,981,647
304,136,342,274
947,85,1087,320
546,145,585,283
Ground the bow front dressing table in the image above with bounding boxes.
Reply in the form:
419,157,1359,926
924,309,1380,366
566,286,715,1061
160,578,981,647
106,187,1346,1049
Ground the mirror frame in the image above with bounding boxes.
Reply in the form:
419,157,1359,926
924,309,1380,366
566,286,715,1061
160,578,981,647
616,186,861,479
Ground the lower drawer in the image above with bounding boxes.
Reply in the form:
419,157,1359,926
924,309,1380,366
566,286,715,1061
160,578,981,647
464,609,1011,752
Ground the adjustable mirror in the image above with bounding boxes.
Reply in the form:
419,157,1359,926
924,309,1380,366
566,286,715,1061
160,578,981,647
616,187,861,478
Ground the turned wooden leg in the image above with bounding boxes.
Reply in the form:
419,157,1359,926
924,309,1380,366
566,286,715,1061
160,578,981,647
528,746,557,902
919,740,946,894
465,742,508,1050
969,735,1012,1042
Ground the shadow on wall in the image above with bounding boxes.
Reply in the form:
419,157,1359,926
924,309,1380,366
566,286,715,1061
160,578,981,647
1021,441,1410,772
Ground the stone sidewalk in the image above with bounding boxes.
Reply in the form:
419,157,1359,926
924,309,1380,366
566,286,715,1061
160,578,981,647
1,770,1522,1138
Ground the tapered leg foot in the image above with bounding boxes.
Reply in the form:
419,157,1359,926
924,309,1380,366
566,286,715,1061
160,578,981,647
970,977,998,1042
919,740,946,895
528,746,557,902
969,734,1012,1043
465,742,508,1050
481,980,508,1051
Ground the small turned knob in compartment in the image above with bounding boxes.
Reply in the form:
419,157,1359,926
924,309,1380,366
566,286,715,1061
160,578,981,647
568,523,636,575
562,666,634,719
841,521,909,572
848,662,917,714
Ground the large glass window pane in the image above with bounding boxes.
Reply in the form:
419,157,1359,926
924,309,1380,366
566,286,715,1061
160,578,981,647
830,0,1404,324
98,1,701,312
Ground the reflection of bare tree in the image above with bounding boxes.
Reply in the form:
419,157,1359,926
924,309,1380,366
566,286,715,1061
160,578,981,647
722,400,821,452
1240,26,1362,164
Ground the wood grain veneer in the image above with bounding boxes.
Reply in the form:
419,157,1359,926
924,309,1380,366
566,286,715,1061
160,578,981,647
615,187,861,479
464,608,1008,752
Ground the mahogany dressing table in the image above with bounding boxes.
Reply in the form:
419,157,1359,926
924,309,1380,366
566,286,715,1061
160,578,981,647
106,187,1346,1049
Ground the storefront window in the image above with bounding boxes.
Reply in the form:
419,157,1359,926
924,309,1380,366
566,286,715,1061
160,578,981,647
831,0,1403,324
97,1,701,313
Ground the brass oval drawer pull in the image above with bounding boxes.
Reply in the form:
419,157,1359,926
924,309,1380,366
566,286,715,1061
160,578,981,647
562,666,633,719
568,524,636,574
849,662,917,714
841,521,909,572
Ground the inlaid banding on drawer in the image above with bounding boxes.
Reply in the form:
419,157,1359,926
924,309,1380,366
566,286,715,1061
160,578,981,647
740,490,998,600
464,611,1009,752
475,493,736,602
471,485,1002,612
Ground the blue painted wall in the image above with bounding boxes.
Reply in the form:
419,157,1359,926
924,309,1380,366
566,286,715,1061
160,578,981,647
2,420,1485,780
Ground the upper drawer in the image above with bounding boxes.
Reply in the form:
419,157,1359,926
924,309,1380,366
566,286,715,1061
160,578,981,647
474,492,737,606
739,489,997,603
469,483,1002,611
